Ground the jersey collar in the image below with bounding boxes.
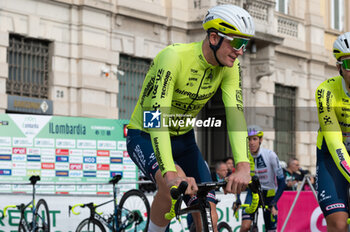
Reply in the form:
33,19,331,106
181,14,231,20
196,40,215,69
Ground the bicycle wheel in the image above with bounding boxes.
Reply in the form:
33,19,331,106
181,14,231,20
76,218,106,232
34,199,50,232
117,189,150,232
217,221,232,232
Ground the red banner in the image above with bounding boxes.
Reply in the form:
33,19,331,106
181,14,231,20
277,191,327,232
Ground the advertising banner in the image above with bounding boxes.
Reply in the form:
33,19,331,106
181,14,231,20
0,114,136,194
277,191,327,232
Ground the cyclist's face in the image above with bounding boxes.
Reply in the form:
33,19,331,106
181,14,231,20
339,55,350,86
248,136,261,154
210,33,245,67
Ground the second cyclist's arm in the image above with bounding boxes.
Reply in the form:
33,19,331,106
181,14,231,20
316,85,350,182
271,152,286,206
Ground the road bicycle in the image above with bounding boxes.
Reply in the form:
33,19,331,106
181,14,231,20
2,175,50,232
217,176,266,232
165,176,261,232
69,174,150,232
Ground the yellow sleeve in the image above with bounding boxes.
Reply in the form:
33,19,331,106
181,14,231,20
221,59,249,164
316,85,350,182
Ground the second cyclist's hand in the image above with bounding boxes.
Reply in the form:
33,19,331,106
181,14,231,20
225,162,251,194
164,171,198,195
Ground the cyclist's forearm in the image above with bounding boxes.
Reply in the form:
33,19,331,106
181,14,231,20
271,176,285,206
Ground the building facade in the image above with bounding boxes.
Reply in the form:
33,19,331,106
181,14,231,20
0,0,349,172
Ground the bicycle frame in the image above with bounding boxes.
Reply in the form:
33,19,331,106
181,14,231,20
18,181,38,231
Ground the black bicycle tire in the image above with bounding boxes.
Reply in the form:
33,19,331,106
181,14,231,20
34,199,50,232
217,221,232,232
117,189,150,232
75,218,106,232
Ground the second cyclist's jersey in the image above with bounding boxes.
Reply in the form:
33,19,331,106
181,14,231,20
251,147,284,191
316,75,350,182
128,41,249,175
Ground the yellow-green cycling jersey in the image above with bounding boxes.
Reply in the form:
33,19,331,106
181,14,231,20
316,75,350,182
128,41,249,176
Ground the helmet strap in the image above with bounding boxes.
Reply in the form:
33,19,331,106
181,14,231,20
208,31,225,67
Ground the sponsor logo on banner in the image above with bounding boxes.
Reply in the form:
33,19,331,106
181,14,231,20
123,157,134,164
0,155,11,161
56,185,75,191
83,164,96,170
110,157,123,163
97,150,110,156
12,169,26,176
0,147,12,154
123,172,136,178
27,170,41,176
77,140,96,149
83,157,96,163
56,149,69,155
12,148,26,154
77,185,96,191
83,150,96,156
97,171,109,178
56,156,69,162
97,141,116,150
123,151,129,157
56,139,75,148
42,163,55,169
13,137,33,147
97,164,110,170
12,162,26,169
34,138,54,147
69,170,83,177
110,164,123,171
0,169,11,175
40,148,55,156
97,157,109,164
56,171,69,176
55,163,69,170
69,149,83,156
27,148,40,155
110,150,123,157
83,171,96,177
118,141,126,150
123,124,128,137
41,170,55,177
70,164,83,170
0,162,11,169
27,163,41,169
0,137,11,146
69,156,83,163
124,165,136,171
41,156,55,162
12,155,26,161
0,184,11,191
27,155,41,162
110,171,123,177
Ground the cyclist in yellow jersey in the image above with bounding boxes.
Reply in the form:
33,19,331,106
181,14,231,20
315,32,350,232
127,4,254,232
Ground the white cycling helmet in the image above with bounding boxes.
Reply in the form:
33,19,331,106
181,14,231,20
203,4,255,38
333,32,350,60
247,125,264,137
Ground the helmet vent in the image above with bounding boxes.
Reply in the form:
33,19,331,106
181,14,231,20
241,17,248,29
344,39,349,49
219,22,237,31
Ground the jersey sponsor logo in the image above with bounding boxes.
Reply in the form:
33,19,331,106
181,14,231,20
325,203,345,211
326,91,332,112
238,63,242,89
143,110,161,128
341,113,350,118
140,75,156,106
236,90,243,104
161,71,172,98
336,148,350,175
339,121,350,127
236,104,243,111
317,89,325,114
327,78,335,83
172,100,203,111
323,116,332,125
255,156,267,169
175,88,215,100
341,107,350,112
153,137,164,171
342,98,350,104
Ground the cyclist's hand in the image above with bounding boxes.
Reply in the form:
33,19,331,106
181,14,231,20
164,171,198,195
270,205,278,216
225,162,250,194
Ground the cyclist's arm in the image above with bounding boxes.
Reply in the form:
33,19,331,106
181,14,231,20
147,47,179,177
221,60,249,165
270,151,285,206
316,85,350,182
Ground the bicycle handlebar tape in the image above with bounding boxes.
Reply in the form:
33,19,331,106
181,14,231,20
245,192,259,214
170,181,188,199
